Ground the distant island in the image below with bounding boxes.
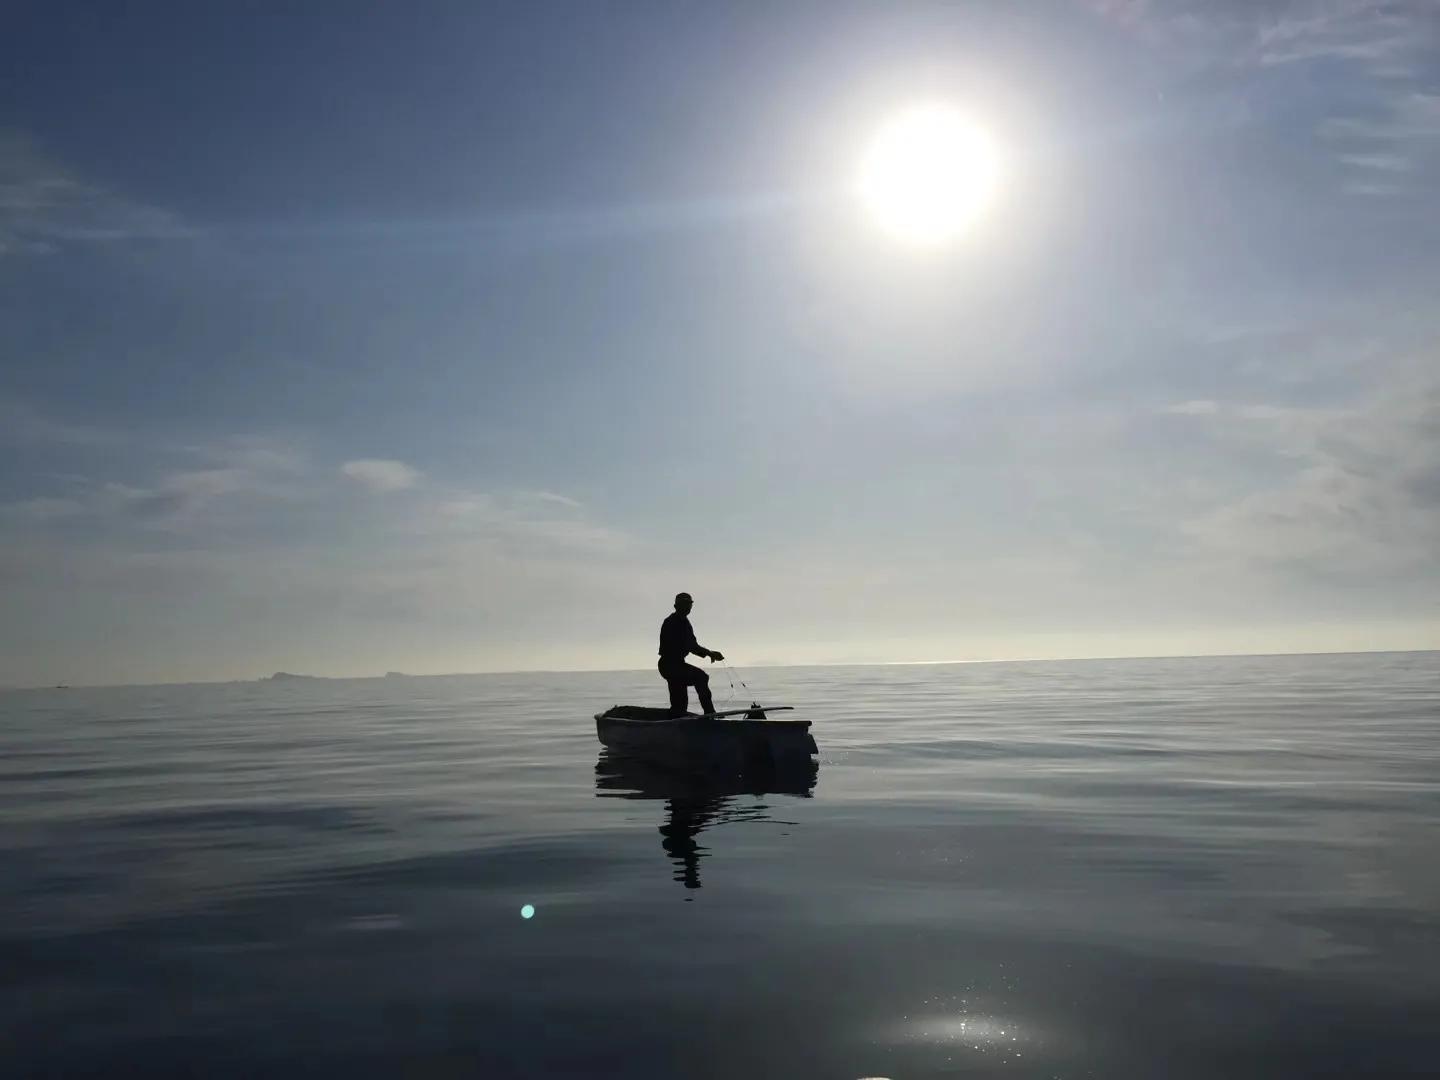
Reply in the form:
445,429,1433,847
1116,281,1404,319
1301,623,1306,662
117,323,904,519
261,671,413,682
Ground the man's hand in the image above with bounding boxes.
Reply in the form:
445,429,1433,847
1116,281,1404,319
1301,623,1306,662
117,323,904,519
709,650,725,662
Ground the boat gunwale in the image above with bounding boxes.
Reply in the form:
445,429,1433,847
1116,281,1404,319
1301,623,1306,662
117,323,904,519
595,707,810,731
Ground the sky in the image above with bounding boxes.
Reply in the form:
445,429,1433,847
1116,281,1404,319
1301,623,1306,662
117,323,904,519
3,0,1438,685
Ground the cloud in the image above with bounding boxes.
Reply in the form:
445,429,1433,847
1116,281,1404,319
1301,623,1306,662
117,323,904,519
1255,1,1425,70
1082,0,1433,70
0,410,613,568
1082,0,1152,28
1338,152,1412,173
524,490,583,510
1162,399,1320,425
1,496,86,523
1078,2,1440,190
1322,91,1440,192
0,133,187,256
4,480,211,529
0,397,121,447
182,435,309,475
340,459,422,492
1177,372,1440,576
0,433,311,530
417,488,626,554
1249,4,1438,189
1,443,642,682
1163,399,1221,416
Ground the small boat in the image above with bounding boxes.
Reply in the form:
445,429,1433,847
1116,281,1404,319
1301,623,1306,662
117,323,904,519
594,704,818,771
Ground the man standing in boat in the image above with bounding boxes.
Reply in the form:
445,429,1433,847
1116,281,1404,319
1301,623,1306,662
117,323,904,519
659,592,724,717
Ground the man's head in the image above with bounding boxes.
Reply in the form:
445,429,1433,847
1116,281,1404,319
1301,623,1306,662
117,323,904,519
674,592,693,615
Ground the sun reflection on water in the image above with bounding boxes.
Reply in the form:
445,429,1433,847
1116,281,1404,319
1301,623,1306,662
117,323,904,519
881,994,1037,1064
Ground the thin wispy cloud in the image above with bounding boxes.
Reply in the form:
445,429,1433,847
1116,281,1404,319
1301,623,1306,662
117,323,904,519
183,436,310,476
341,459,423,492
0,405,637,679
0,133,188,256
1255,3,1438,191
418,487,627,554
2,496,87,523
1,416,612,557
1176,372,1440,576
1163,399,1222,416
1082,0,1432,69
1254,0,1431,71
526,490,584,510
0,397,122,447
1323,91,1440,192
1,444,310,531
222,189,807,259
1080,1,1440,191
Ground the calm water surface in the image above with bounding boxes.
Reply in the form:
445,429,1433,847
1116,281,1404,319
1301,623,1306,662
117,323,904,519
3,653,1438,1077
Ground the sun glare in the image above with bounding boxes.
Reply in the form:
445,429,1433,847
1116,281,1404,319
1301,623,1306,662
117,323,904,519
857,104,1001,247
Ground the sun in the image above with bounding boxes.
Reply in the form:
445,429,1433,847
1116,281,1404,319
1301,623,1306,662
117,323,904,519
856,104,1001,247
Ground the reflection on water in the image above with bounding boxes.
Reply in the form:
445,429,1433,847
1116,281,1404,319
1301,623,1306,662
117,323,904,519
595,751,818,890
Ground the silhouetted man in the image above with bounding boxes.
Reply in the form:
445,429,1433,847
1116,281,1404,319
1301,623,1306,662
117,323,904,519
659,592,723,717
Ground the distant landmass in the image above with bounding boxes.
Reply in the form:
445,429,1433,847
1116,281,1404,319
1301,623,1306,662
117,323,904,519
261,671,413,682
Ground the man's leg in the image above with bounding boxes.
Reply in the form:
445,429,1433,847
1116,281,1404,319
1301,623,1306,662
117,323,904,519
688,663,716,715
661,663,688,717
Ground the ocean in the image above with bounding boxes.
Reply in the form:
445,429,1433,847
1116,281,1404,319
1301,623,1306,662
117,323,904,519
2,652,1437,1078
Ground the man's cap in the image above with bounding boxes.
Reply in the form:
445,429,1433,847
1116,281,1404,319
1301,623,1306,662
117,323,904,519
675,592,692,604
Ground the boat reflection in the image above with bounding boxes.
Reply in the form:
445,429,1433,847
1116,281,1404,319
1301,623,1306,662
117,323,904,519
594,751,818,890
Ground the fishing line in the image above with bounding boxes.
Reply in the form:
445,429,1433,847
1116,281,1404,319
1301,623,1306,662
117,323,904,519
721,659,754,709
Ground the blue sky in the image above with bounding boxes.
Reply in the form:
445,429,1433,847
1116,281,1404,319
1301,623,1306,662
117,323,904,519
3,1,1438,685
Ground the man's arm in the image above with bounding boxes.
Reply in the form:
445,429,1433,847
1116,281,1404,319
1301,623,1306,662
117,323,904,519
689,632,723,662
